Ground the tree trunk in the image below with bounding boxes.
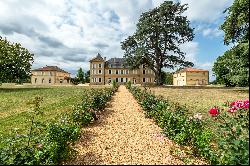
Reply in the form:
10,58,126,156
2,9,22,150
155,68,162,86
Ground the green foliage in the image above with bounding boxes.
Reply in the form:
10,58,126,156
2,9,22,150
128,86,249,165
77,68,85,84
121,1,194,85
213,0,249,87
125,80,132,89
0,87,117,165
210,106,249,165
220,0,249,45
213,41,249,87
128,86,212,160
112,80,119,90
0,36,34,83
85,70,90,83
70,77,80,85
161,71,173,85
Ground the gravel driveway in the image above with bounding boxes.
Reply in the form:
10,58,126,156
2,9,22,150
66,85,203,165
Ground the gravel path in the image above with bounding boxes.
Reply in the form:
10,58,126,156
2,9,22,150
67,85,200,165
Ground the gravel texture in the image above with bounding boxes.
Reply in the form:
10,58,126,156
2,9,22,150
66,86,205,165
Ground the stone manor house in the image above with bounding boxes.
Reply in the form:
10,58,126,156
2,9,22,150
31,66,70,85
89,53,155,85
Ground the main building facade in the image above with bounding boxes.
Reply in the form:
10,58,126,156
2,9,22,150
89,53,155,85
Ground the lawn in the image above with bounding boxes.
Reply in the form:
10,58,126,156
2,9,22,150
0,85,108,137
146,86,249,119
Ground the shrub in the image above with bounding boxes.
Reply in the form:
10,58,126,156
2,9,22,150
128,86,213,161
128,86,249,165
0,87,117,165
208,100,249,165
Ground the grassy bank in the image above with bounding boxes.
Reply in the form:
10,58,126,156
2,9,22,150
0,85,107,136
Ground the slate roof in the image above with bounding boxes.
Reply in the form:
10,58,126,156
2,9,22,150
176,67,208,73
105,58,128,68
89,53,105,62
32,66,70,73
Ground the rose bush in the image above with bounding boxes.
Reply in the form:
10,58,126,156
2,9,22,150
208,99,249,165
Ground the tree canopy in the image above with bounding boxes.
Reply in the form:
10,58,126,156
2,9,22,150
77,67,85,84
121,1,194,85
213,0,249,87
0,36,34,83
221,0,249,45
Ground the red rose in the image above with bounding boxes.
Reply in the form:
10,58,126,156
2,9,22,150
230,101,236,107
209,107,219,116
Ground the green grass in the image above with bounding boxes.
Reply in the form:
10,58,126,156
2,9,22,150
148,86,249,119
0,85,107,137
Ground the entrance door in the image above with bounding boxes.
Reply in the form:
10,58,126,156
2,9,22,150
133,78,136,84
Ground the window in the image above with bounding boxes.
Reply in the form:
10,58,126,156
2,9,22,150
116,70,118,74
121,78,123,82
34,78,37,83
142,64,146,68
121,70,123,74
143,70,146,74
49,72,52,76
60,79,63,83
42,78,44,84
99,78,102,82
116,78,119,82
126,70,129,74
99,64,102,68
98,70,102,74
49,78,51,83
42,72,44,75
143,78,146,83
125,78,128,82
109,70,112,74
92,78,94,82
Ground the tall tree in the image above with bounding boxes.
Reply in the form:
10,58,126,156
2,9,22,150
221,0,249,45
85,70,90,83
77,67,85,84
213,0,249,87
0,36,34,83
121,1,194,85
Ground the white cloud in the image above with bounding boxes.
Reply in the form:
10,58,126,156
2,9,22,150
202,27,224,38
0,0,232,77
180,0,233,23
180,41,199,64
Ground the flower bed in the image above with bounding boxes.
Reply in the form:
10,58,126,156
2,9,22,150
0,87,118,165
126,84,249,165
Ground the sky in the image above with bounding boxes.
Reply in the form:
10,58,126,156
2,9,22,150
0,0,234,81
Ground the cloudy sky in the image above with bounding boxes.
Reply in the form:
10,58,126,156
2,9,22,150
0,0,233,80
